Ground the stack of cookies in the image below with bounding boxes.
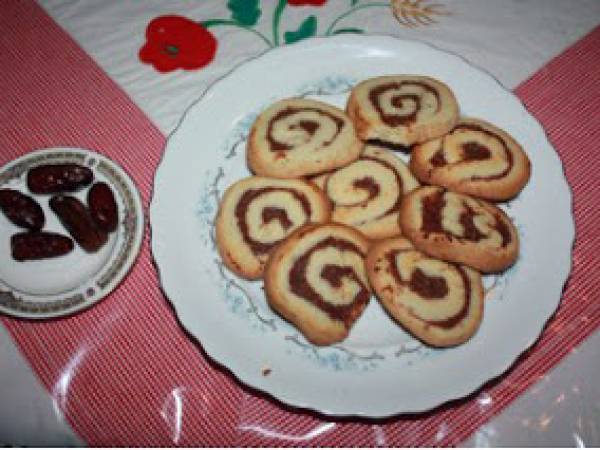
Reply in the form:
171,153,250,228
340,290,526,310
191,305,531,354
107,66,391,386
216,75,531,348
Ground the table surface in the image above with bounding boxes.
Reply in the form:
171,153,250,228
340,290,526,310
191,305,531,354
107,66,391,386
1,0,599,446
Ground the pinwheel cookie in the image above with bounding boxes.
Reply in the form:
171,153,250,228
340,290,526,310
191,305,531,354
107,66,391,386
264,223,371,346
410,118,531,201
247,98,362,178
216,176,331,279
312,144,420,240
346,75,459,147
366,237,484,347
400,186,519,273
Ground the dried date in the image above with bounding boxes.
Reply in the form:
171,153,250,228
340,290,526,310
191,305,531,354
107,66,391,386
27,164,93,194
50,195,107,252
88,182,118,232
0,188,45,230
11,231,74,261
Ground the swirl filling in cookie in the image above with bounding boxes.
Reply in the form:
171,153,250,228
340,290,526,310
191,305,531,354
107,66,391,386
366,238,484,347
247,98,362,178
264,223,371,345
400,186,519,272
216,177,331,279
347,75,459,146
312,145,420,239
410,118,531,201
267,107,343,151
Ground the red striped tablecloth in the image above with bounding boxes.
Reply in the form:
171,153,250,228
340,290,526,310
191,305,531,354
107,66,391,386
1,1,599,446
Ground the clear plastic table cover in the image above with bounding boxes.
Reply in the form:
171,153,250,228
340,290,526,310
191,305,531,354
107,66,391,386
4,40,600,441
4,285,599,446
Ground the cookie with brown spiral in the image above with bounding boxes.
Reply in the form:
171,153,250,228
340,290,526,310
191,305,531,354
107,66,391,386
247,98,362,178
216,177,331,279
311,144,420,239
366,237,484,347
410,118,531,201
346,75,459,147
400,186,519,272
264,223,371,346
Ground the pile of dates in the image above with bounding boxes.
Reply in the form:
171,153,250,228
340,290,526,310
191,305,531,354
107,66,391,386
0,164,118,261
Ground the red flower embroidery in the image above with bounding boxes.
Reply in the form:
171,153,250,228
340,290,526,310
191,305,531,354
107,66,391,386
139,15,217,73
288,0,327,6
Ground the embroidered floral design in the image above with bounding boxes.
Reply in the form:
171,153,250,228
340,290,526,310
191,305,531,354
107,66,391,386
139,15,217,72
288,0,327,5
139,1,449,73
391,0,449,27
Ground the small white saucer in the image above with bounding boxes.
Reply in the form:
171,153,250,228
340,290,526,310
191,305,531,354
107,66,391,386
0,148,144,319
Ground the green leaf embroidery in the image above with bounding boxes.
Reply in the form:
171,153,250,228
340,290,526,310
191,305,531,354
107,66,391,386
284,15,317,44
227,0,261,27
332,27,364,35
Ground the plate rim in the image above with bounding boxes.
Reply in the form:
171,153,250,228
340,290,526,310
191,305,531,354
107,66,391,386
150,34,575,417
0,147,146,320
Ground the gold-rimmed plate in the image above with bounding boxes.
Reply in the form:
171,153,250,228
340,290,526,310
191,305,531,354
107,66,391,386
0,148,144,319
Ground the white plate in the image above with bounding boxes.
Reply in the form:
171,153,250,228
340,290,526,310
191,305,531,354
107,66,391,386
0,148,144,319
150,36,574,417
